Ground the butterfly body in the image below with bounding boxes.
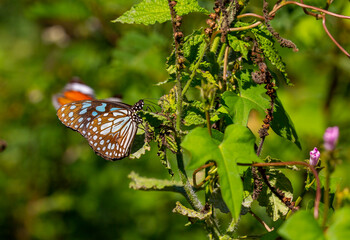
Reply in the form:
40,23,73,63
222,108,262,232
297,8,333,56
57,99,143,161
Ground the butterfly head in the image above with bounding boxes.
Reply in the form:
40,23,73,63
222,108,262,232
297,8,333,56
131,100,144,124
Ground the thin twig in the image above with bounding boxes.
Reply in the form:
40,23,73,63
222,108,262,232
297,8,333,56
228,21,262,32
237,13,264,20
222,45,230,90
321,15,350,57
249,210,274,232
270,1,350,19
237,161,321,219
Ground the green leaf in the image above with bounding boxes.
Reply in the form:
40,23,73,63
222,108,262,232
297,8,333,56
251,24,291,85
182,124,262,220
258,169,293,221
271,96,301,149
326,207,350,240
227,34,250,60
183,30,207,65
278,210,325,240
222,69,300,148
222,70,270,126
129,171,183,191
182,128,222,169
114,0,208,25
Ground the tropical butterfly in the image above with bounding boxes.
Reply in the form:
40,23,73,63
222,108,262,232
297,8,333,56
55,79,143,161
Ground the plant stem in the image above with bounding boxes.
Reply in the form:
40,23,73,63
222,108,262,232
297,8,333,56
182,42,208,96
249,210,274,232
206,110,212,136
322,159,330,227
270,1,350,19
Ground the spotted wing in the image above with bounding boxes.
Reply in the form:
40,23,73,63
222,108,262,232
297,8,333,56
57,100,138,161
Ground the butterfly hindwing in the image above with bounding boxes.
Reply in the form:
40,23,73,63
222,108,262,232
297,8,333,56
86,110,138,160
57,100,141,161
52,78,95,110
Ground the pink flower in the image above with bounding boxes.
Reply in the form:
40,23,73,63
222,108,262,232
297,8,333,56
309,147,320,166
323,126,339,151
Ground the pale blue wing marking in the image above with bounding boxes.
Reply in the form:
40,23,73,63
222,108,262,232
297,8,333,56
79,108,87,115
96,103,107,112
82,101,91,108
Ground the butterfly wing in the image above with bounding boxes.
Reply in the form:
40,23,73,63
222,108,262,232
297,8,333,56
57,100,139,161
52,78,95,110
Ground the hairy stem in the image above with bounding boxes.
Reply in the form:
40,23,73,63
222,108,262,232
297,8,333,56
168,0,183,132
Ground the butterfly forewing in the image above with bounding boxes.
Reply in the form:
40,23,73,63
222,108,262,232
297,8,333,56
57,100,141,160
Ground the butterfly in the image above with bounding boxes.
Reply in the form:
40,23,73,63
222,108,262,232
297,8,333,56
55,79,143,161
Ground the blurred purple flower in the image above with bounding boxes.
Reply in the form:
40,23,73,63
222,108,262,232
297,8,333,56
323,126,339,151
309,147,320,166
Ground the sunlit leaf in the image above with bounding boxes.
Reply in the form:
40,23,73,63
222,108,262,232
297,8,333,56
222,70,270,126
114,0,208,25
182,125,262,220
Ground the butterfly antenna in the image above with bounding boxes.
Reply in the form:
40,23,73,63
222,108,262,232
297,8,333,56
144,103,159,113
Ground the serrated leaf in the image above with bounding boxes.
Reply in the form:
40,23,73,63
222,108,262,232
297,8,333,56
183,30,207,65
129,141,151,159
173,201,211,220
271,96,301,149
222,70,270,126
227,34,250,60
114,0,208,25
196,70,216,84
129,171,183,191
278,210,325,240
258,169,293,221
183,111,206,126
222,70,300,148
251,24,291,85
182,124,262,220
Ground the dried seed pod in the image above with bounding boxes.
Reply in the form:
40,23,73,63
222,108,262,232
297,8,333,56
209,13,217,20
206,19,216,28
205,28,213,35
174,31,184,40
175,15,182,22
169,1,177,7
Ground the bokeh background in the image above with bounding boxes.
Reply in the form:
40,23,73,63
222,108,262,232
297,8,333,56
0,0,349,239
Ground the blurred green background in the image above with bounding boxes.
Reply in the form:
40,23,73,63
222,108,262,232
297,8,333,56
0,0,349,239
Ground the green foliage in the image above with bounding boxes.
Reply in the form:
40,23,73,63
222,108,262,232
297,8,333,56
326,207,350,240
114,0,208,25
1,0,349,239
271,95,301,149
258,169,293,221
278,210,325,240
182,125,262,220
251,24,291,85
221,70,270,126
227,33,250,60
